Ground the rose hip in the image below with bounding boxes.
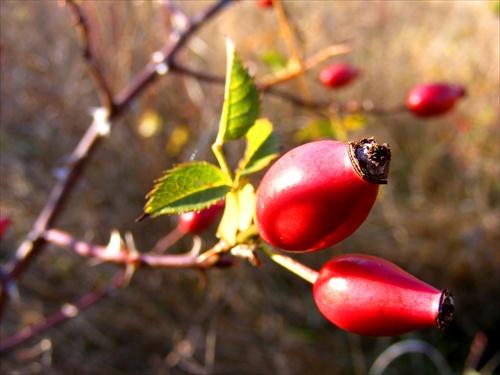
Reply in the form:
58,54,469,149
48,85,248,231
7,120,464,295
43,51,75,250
319,63,360,89
406,83,466,117
313,254,454,336
178,200,225,234
256,138,390,252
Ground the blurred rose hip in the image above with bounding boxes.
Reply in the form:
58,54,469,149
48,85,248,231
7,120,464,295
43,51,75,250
406,82,466,117
256,138,390,252
256,0,273,8
0,215,11,241
178,200,225,234
320,63,360,89
313,254,455,336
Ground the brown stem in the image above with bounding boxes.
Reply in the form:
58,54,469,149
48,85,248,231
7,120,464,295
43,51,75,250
113,0,233,113
65,0,115,111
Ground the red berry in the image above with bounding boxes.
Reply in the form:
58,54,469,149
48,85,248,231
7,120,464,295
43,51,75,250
256,138,391,252
319,63,360,89
256,0,273,8
0,215,11,241
178,200,225,234
406,82,466,117
313,254,454,336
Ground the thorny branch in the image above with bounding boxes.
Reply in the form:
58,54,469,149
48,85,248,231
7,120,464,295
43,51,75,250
0,0,234,312
43,229,226,269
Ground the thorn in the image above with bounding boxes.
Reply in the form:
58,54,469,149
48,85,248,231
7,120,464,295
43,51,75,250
196,269,207,290
136,213,149,222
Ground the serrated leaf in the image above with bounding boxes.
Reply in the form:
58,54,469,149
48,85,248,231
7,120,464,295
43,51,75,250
219,38,260,141
240,118,279,177
144,162,232,217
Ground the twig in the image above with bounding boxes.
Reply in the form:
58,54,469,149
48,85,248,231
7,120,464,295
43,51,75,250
65,0,115,111
44,229,223,269
0,271,125,354
258,43,352,90
113,0,233,113
170,62,408,115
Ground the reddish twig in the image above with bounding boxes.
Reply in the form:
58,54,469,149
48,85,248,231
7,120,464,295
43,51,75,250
43,229,224,269
0,0,234,313
0,271,126,354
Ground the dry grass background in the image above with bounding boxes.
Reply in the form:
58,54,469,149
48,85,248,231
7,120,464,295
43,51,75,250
0,1,499,374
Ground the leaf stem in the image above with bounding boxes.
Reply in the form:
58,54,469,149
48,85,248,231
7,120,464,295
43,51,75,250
211,141,232,178
259,243,318,284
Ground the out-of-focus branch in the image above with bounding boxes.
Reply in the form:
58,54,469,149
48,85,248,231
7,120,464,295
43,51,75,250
258,43,352,90
65,0,115,111
170,62,408,115
0,0,234,313
113,0,233,113
0,271,126,354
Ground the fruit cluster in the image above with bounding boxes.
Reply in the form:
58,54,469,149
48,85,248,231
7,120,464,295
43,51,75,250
254,136,454,336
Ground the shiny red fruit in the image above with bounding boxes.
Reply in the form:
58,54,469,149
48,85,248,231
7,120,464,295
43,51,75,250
313,254,454,336
406,83,466,117
256,138,391,252
178,200,225,234
319,63,360,89
256,0,273,8
0,215,11,241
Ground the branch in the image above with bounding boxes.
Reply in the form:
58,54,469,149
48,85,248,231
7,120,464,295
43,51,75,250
65,0,115,111
44,229,226,269
0,0,234,313
113,0,233,113
170,63,408,115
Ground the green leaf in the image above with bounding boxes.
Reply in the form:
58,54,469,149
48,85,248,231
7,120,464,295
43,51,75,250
260,50,287,73
240,118,279,177
219,38,260,141
143,162,232,217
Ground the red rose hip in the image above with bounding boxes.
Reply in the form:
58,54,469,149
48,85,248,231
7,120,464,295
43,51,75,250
313,254,454,336
406,82,466,117
256,138,391,252
320,63,360,89
256,0,273,8
178,200,225,234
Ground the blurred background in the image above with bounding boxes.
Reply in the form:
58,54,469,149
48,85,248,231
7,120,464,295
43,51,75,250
1,1,499,374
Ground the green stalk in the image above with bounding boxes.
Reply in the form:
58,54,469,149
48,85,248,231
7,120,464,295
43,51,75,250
259,242,318,284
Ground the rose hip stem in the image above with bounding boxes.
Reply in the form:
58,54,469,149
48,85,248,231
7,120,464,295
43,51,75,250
259,243,318,284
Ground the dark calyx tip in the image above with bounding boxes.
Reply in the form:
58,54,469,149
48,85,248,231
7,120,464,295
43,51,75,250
436,289,455,331
348,137,391,184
